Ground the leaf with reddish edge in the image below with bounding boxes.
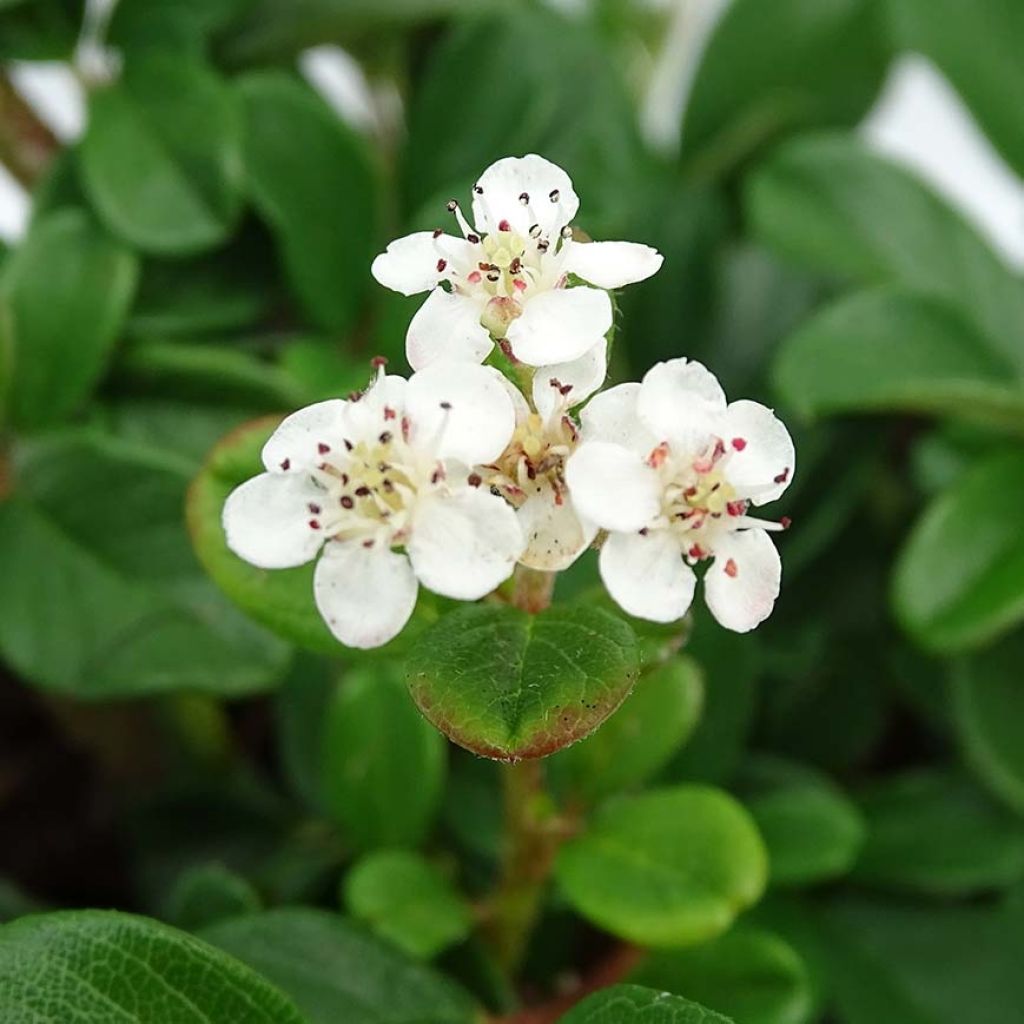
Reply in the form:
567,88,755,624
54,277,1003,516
406,603,640,761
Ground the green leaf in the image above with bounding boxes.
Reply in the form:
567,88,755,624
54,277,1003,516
201,908,477,1024
238,72,378,333
108,0,248,56
852,769,1024,895
747,134,1024,375
630,926,815,1024
556,785,767,948
0,910,305,1023
164,863,263,932
680,0,887,178
406,603,640,761
322,664,446,851
0,208,138,430
888,0,1024,179
774,288,1024,433
952,631,1024,814
893,451,1024,652
741,757,865,888
549,656,704,804
187,415,340,654
0,432,289,698
81,56,244,255
0,0,78,59
560,984,733,1023
344,850,472,959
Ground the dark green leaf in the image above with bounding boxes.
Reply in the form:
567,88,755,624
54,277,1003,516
748,134,1024,375
164,863,263,932
406,603,640,761
322,663,446,851
774,288,1024,433
238,72,378,333
681,0,887,178
0,910,305,1023
0,0,78,59
81,56,244,255
556,786,767,947
560,984,733,1023
893,451,1024,652
201,908,477,1024
0,208,137,430
631,926,815,1024
344,850,472,959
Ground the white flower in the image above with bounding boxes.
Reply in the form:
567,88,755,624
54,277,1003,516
370,154,662,391
565,359,795,633
222,362,525,649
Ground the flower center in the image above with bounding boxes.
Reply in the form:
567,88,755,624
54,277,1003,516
487,411,578,507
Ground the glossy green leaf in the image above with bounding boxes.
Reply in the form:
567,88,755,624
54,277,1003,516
852,769,1024,894
164,863,263,932
889,0,1024,178
952,631,1024,813
549,656,704,804
0,432,289,697
560,985,733,1023
748,134,1024,374
774,288,1024,433
893,451,1024,652
81,56,244,255
344,850,472,959
322,664,446,851
406,603,640,761
631,926,815,1024
0,910,305,1023
681,0,887,178
201,908,477,1024
238,72,378,333
0,208,137,430
556,786,767,948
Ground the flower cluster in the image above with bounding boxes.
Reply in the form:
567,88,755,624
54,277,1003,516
223,155,794,648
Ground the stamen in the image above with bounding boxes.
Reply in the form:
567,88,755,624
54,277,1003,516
498,219,511,232
436,258,447,272
317,442,330,454
731,437,747,451
446,200,476,239
340,496,354,509
279,458,290,471
549,189,560,202
724,558,738,578
774,467,791,484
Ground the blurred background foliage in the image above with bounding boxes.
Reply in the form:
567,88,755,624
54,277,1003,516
1,0,1023,1021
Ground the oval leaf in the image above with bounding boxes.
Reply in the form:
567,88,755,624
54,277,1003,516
556,785,767,948
0,910,305,1024
406,603,641,761
561,984,733,1023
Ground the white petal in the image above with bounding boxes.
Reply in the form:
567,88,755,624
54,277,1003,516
565,440,661,533
471,154,579,238
599,529,695,623
261,399,346,473
406,362,516,465
533,339,607,420
517,480,597,572
223,472,325,569
505,286,612,366
721,399,796,506
408,487,524,600
703,528,782,633
579,381,655,453
342,373,408,442
406,288,492,371
371,232,446,296
637,358,727,450
314,540,419,649
562,240,663,289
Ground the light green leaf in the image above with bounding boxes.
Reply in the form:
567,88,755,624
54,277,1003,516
774,288,1024,434
549,656,704,804
681,0,887,178
0,208,138,430
556,786,767,948
630,926,815,1024
893,451,1024,652
238,72,378,334
322,664,446,851
748,134,1024,375
201,908,477,1024
344,850,472,959
0,910,306,1023
560,984,733,1023
81,56,244,255
406,603,640,761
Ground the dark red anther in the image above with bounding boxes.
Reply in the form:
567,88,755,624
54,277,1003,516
468,473,483,487
731,437,747,451
308,503,321,515
726,501,746,517
371,355,388,369
780,516,792,530
279,458,290,471
383,406,396,421
498,219,511,232
774,467,791,484
317,442,330,454
436,258,447,272
688,544,705,560
432,228,443,238
379,431,392,444
467,233,480,244
340,496,354,509
308,519,321,530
